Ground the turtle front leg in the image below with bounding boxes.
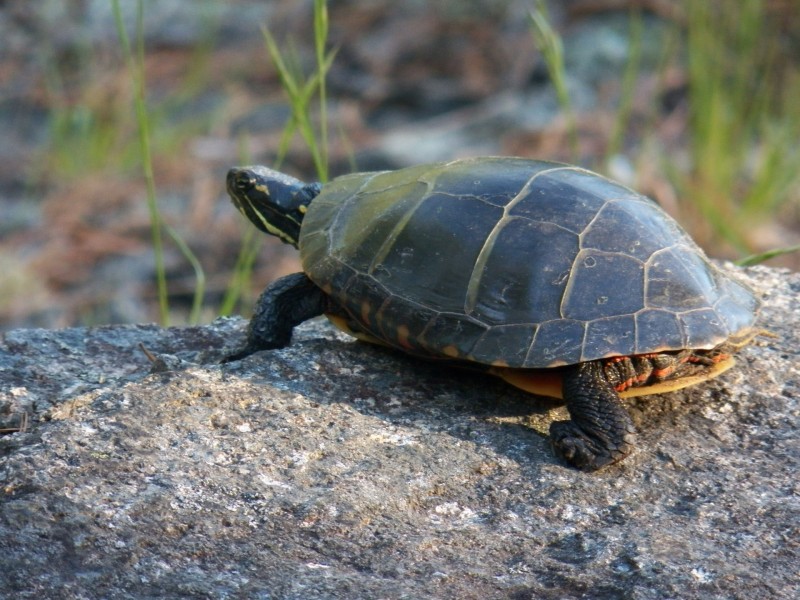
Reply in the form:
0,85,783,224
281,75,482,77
222,272,327,363
550,361,637,471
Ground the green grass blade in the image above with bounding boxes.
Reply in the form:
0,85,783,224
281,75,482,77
225,1,336,317
219,225,260,317
114,0,208,326
529,1,578,161
261,0,335,182
737,245,800,267
313,0,330,182
166,225,206,324
676,0,800,255
113,0,169,325
262,27,300,100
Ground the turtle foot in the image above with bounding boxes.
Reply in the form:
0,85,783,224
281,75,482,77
550,420,636,472
221,272,327,364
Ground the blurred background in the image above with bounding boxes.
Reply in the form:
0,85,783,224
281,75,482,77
1,0,798,331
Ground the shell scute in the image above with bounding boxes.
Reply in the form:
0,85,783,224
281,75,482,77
469,217,579,325
524,318,587,367
561,249,645,321
645,246,719,311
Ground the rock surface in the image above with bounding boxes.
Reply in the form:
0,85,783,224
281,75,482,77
1,265,797,599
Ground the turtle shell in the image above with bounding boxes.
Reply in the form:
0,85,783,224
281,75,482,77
298,157,760,368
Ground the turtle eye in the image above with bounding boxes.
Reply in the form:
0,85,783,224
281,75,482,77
234,172,256,192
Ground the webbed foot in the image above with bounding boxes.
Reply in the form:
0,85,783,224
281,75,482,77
550,419,636,471
222,272,327,363
554,361,638,471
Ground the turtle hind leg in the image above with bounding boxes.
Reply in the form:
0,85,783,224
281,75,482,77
222,272,327,363
550,361,637,471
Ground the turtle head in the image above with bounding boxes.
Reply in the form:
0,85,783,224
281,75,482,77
226,165,322,247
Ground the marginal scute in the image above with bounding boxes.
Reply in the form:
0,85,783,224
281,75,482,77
678,308,730,348
298,157,761,368
418,312,487,357
583,314,636,361
714,283,761,333
471,323,538,366
524,319,587,367
442,345,460,358
634,309,685,354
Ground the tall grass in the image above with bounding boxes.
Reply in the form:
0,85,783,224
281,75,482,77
112,0,168,325
221,0,335,316
682,0,800,254
530,0,800,261
529,0,579,161
113,0,205,325
41,14,216,185
263,0,336,182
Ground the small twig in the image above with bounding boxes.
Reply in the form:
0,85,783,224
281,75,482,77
139,342,158,364
0,412,29,435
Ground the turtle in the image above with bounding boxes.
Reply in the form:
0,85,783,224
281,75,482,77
222,157,761,471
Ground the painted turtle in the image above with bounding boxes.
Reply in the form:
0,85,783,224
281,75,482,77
223,157,760,471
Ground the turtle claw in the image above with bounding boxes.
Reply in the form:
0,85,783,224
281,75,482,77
550,420,635,472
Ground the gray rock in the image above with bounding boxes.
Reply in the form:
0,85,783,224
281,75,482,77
1,265,797,599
